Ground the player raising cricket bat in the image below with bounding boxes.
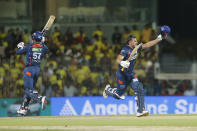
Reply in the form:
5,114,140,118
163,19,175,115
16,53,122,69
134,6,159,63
103,25,170,117
16,15,55,116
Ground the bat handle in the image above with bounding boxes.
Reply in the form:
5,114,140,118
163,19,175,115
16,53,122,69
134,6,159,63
121,67,125,72
42,29,47,36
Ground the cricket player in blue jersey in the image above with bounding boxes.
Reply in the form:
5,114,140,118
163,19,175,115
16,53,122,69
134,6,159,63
103,25,170,117
16,31,48,115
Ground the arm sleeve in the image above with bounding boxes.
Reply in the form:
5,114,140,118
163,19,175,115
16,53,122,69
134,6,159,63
16,46,28,54
119,48,127,58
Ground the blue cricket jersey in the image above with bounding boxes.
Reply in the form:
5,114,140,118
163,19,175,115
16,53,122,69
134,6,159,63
119,44,142,74
16,42,49,67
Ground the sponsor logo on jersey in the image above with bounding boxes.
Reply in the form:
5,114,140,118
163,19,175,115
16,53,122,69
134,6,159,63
32,48,42,52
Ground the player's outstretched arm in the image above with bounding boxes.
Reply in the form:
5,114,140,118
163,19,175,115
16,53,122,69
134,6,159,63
142,25,171,49
142,35,162,49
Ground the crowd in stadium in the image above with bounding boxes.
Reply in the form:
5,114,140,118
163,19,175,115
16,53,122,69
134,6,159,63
0,24,195,98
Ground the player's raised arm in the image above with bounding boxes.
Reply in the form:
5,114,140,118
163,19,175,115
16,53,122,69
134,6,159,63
141,35,162,49
142,25,171,49
16,42,27,54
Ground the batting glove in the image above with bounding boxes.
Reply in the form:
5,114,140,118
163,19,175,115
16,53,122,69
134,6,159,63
157,34,162,41
41,36,45,43
17,42,24,49
120,61,130,68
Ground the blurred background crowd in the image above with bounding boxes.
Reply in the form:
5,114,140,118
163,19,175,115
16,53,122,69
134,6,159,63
0,23,195,98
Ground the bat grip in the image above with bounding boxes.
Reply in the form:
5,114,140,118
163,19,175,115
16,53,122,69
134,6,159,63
42,29,47,36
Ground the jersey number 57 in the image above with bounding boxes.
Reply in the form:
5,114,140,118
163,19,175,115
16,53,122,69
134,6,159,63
33,52,41,60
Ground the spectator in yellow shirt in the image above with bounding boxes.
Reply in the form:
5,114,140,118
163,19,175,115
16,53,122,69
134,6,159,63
23,29,31,44
52,27,61,43
141,23,153,43
0,27,6,40
75,27,86,44
92,25,103,41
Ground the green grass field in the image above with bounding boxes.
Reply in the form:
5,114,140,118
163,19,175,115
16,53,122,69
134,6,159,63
0,114,197,131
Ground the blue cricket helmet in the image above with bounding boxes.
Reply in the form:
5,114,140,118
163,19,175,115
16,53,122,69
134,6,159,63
32,31,43,42
160,25,171,35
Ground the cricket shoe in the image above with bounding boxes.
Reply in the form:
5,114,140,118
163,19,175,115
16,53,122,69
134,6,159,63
136,110,149,117
119,95,125,100
41,96,47,110
103,84,111,98
17,107,28,115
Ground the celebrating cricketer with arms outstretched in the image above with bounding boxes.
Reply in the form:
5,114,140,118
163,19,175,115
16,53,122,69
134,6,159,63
103,25,170,117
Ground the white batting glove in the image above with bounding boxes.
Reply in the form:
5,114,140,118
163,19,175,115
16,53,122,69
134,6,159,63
120,61,130,68
41,36,45,43
157,34,162,41
17,42,24,49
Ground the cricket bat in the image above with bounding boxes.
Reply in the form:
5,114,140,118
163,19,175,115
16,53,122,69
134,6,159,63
42,15,55,35
121,43,143,71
